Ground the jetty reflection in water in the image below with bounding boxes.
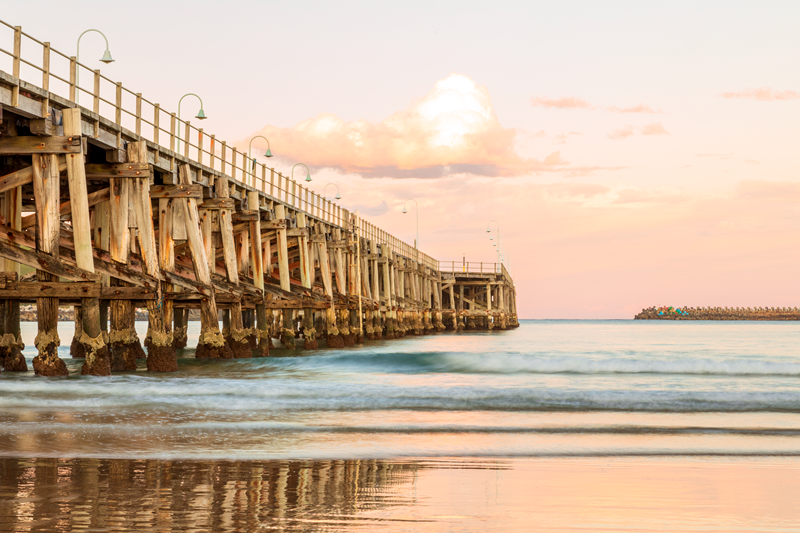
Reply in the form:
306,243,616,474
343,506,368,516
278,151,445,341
2,457,800,532
0,458,425,532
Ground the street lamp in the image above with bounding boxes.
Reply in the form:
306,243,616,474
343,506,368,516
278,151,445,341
291,163,312,182
76,29,114,105
248,136,273,188
487,220,501,264
324,183,342,200
248,135,273,160
402,199,419,250
176,93,207,153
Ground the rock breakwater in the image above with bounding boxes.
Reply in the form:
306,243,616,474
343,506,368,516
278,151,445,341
635,306,800,320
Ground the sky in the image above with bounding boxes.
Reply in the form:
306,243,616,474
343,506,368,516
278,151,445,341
2,0,799,318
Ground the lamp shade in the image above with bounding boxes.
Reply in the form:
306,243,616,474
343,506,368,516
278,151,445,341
265,149,273,158
402,207,407,213
305,173,312,182
195,109,207,120
100,49,114,63
335,193,341,200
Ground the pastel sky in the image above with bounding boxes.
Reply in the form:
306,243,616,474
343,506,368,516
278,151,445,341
4,0,799,318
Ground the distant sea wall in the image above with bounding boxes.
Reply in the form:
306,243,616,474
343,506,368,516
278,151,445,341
635,306,800,321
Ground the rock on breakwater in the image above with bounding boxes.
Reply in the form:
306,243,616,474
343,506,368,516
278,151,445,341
635,306,800,320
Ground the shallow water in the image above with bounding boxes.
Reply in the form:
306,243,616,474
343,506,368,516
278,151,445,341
1,320,799,531
2,320,799,459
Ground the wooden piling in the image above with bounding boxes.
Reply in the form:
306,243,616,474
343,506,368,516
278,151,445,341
31,153,68,376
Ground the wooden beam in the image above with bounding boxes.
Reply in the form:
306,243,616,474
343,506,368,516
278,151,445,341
0,159,66,196
232,210,259,222
0,135,81,155
84,162,150,179
150,184,203,199
100,286,157,300
21,187,110,229
0,281,99,299
0,238,100,282
200,198,235,209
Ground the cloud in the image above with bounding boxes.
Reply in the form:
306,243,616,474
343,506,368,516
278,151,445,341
611,189,689,205
247,74,563,178
532,97,661,114
350,200,390,217
641,122,670,135
720,88,800,101
608,126,635,140
607,104,661,114
696,153,734,159
543,151,568,165
735,180,800,201
531,96,592,109
608,123,669,140
543,183,610,201
553,131,583,144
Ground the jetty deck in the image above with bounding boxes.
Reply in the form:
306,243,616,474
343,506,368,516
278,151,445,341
0,22,518,376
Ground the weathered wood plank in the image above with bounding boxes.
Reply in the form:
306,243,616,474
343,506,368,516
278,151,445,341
32,154,60,256
0,135,81,155
100,286,157,300
84,162,150,179
0,281,99,298
63,109,94,273
150,184,202,198
200,198,236,210
21,187,110,229
231,210,259,222
0,238,100,282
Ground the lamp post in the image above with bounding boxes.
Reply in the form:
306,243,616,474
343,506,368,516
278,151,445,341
486,220,501,265
176,93,207,153
248,136,273,188
76,29,114,105
291,163,312,182
324,183,341,200
402,199,419,251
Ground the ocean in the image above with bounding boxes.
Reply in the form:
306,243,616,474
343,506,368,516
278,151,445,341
1,320,799,531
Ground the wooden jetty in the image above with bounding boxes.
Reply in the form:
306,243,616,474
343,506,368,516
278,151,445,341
0,23,518,375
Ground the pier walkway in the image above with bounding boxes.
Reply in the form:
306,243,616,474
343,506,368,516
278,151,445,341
0,22,517,375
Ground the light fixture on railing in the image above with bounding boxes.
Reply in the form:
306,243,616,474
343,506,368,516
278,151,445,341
76,28,115,105
291,163,312,182
247,136,273,189
176,93,207,153
324,183,341,200
402,199,419,251
248,135,273,160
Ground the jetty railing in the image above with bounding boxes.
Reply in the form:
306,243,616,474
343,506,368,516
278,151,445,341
0,21,439,270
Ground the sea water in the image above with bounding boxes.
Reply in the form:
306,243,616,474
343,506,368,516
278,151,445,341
1,320,799,531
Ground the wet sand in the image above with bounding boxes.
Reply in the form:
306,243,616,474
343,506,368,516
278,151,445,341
2,456,799,532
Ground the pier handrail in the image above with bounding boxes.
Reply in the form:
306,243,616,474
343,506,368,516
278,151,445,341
0,20,441,271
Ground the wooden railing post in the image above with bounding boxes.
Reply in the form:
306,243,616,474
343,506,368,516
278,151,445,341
41,42,50,117
169,113,176,153
183,120,190,158
269,168,275,198
197,128,203,167
68,56,77,102
93,69,100,114
135,93,142,135
11,26,21,107
153,103,160,145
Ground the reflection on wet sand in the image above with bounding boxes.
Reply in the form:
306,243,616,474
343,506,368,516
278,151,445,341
3,457,800,532
0,458,423,532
